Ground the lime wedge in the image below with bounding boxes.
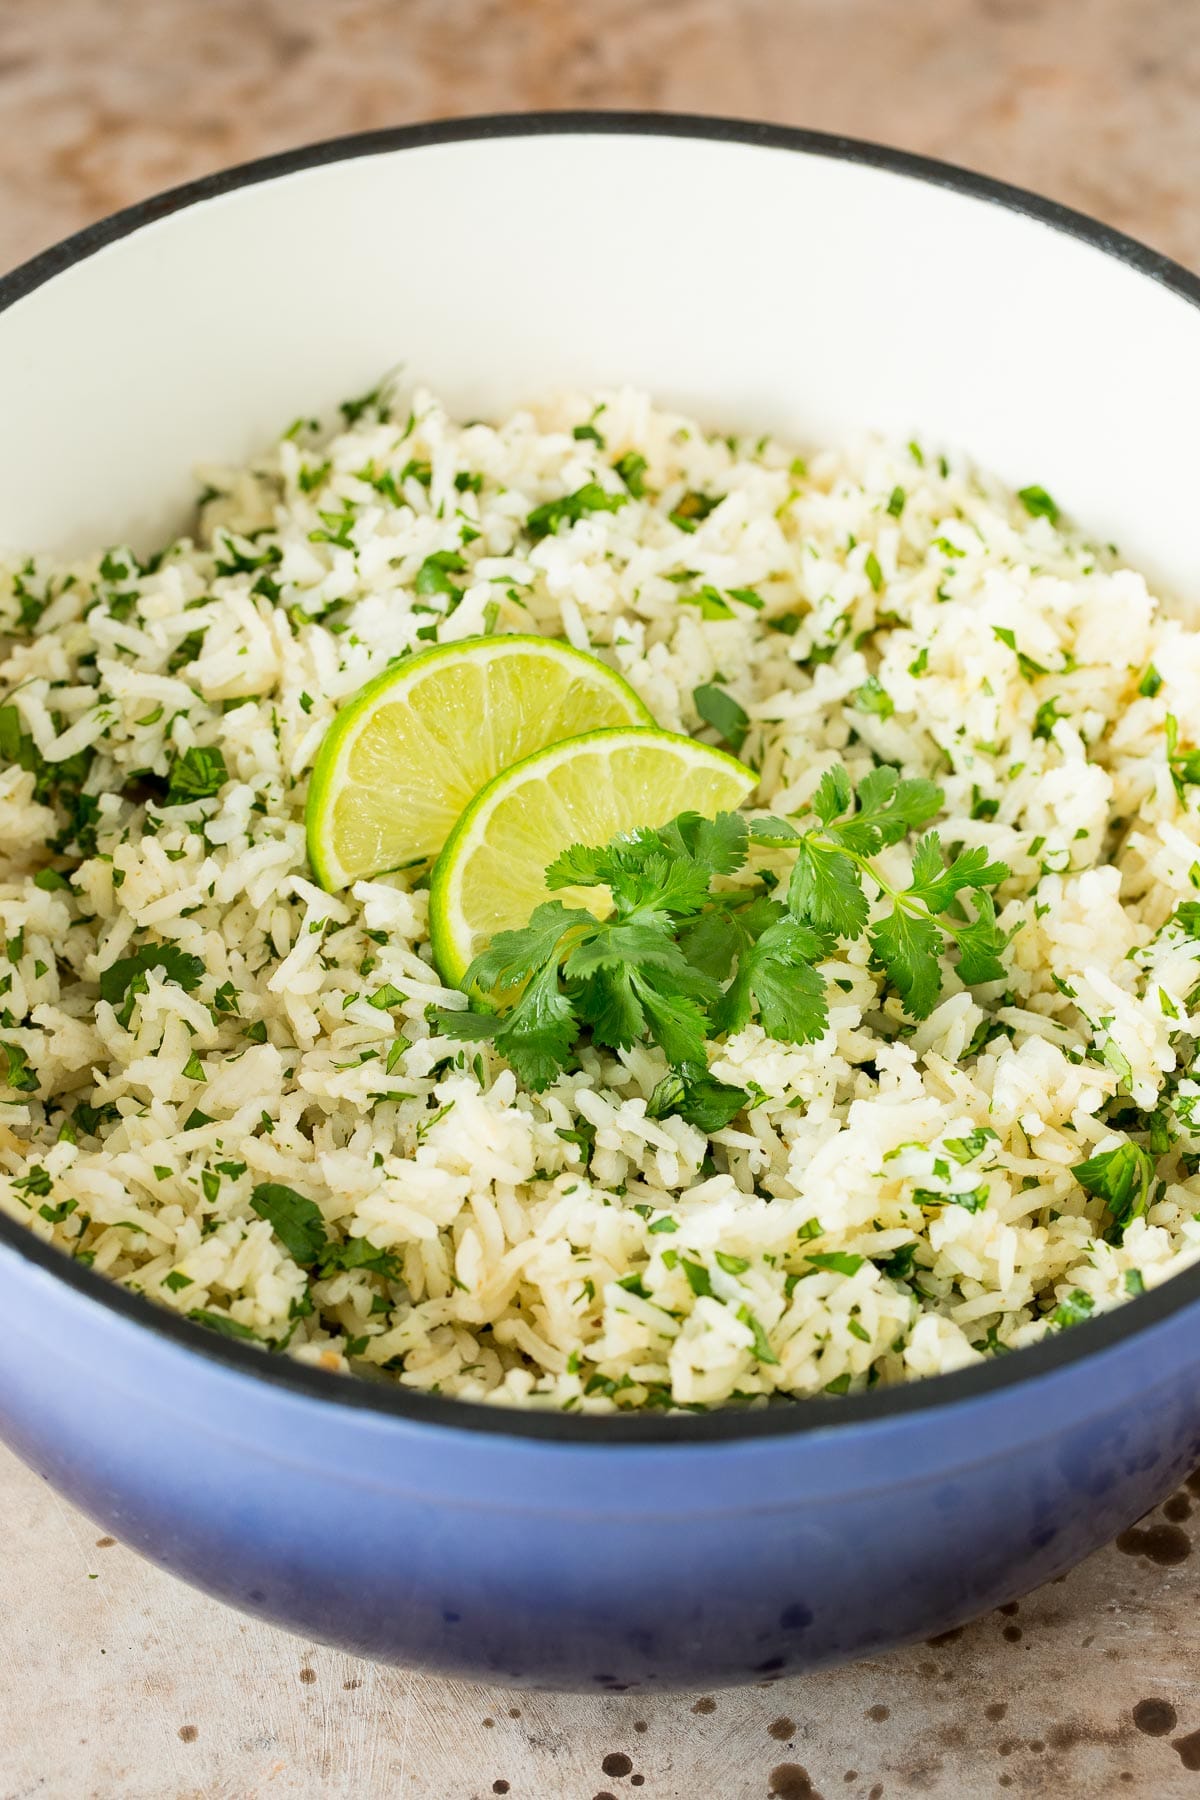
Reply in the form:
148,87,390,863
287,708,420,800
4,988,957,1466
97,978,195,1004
306,636,653,888
429,727,756,988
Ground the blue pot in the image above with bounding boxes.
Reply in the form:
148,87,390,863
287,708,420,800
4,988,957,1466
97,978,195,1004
2,116,1198,1688
5,1218,1200,1687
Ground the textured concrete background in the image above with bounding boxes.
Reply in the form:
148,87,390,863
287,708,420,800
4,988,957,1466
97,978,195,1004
2,1,1200,1795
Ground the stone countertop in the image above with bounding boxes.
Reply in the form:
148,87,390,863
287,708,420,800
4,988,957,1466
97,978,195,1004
4,1443,1200,1799
2,2,1200,1795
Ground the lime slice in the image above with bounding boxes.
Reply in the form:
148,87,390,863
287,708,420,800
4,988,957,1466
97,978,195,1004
429,727,756,988
306,636,653,888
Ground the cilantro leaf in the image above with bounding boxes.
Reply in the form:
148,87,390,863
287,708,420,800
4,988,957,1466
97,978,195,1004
855,674,893,719
693,683,750,753
807,1251,864,1276
164,745,228,806
319,1236,401,1281
646,1062,749,1132
98,942,206,1014
834,765,942,853
943,1126,998,1163
526,483,626,540
466,902,594,996
414,550,467,599
633,975,712,1067
787,836,869,938
738,1304,779,1365
188,1309,267,1344
250,1182,328,1265
712,918,828,1043
678,894,781,982
906,834,1007,913
613,452,648,497
491,960,580,1089
0,1042,38,1093
950,889,1009,988
869,905,944,1018
1018,484,1060,525
670,490,723,531
1051,1288,1093,1329
1072,1142,1156,1236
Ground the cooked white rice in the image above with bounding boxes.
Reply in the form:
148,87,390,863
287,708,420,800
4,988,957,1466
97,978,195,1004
1,378,1198,1412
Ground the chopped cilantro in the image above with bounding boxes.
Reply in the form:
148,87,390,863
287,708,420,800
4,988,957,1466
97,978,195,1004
414,550,468,600
163,745,227,806
187,1309,265,1344
693,682,750,752
738,1304,779,1364
526,483,626,540
807,1251,864,1276
1072,1141,1156,1237
613,452,648,497
1050,1288,1094,1329
250,1182,327,1265
0,1041,38,1092
669,490,723,532
1017,484,1061,525
855,675,894,720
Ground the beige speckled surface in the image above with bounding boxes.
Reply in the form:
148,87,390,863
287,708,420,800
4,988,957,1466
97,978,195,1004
2,2,1200,1795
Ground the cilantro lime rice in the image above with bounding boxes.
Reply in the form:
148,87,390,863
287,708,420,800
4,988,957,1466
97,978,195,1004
2,378,1199,1412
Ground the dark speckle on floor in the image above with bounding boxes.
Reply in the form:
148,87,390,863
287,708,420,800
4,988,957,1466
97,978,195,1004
1115,1522,1191,1565
691,1696,717,1715
1133,1698,1178,1736
865,1704,890,1722
769,1716,797,1741
177,1725,198,1743
1175,1727,1200,1771
298,1666,317,1684
602,1752,633,1779
985,1702,1008,1721
767,1764,824,1800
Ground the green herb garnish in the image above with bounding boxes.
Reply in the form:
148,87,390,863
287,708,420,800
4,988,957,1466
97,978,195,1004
526,483,626,540
163,745,228,806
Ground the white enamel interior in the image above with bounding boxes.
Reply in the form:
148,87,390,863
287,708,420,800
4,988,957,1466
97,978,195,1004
0,129,1197,591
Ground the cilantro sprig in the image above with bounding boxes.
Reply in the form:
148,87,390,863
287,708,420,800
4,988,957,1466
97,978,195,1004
752,765,1009,1017
437,811,826,1113
436,765,1013,1111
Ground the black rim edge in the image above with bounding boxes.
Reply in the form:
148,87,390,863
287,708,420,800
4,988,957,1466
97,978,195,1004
2,109,1199,1448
